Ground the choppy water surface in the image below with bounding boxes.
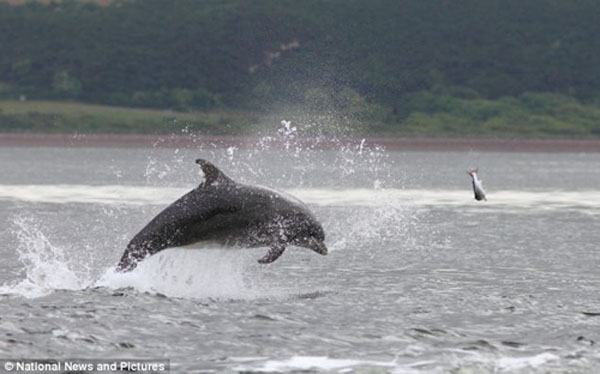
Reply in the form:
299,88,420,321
1,136,600,373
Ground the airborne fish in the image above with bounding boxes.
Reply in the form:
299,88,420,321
467,168,487,201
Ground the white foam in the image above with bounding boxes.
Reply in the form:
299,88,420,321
1,216,281,300
236,352,562,374
95,248,272,300
236,356,396,372
2,243,280,300
0,184,186,205
494,352,559,371
440,351,562,373
1,184,599,212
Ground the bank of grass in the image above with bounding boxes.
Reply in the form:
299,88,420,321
2,92,600,138
0,100,261,135
388,91,600,138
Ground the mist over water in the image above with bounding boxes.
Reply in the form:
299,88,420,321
1,121,600,372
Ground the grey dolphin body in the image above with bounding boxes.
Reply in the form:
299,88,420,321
116,159,327,272
467,168,487,201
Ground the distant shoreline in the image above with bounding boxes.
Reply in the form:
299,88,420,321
0,133,599,152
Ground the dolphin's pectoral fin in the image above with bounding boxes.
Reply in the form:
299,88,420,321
258,244,286,264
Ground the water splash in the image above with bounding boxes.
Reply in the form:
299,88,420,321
95,248,276,300
137,118,396,189
0,216,92,298
1,218,281,300
0,216,279,300
2,118,416,299
137,116,416,258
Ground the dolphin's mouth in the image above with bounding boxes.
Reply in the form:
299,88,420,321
308,238,328,255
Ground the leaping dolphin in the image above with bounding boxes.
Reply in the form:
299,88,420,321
467,168,487,201
116,159,327,272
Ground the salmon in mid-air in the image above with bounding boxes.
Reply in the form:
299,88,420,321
467,168,487,201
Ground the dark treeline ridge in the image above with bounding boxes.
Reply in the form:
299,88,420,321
2,0,600,136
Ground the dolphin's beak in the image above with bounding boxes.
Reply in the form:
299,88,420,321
308,237,328,255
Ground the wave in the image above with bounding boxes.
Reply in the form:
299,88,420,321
232,352,561,373
0,184,187,205
1,184,599,211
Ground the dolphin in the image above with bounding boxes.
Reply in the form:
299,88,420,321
467,168,487,201
116,159,327,272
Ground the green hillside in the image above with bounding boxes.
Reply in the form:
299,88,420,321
1,0,600,136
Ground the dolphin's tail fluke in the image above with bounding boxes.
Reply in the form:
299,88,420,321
116,244,151,272
467,168,479,177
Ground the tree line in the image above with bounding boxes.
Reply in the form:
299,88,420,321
1,0,600,135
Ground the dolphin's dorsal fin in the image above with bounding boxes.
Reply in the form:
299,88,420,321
195,159,232,186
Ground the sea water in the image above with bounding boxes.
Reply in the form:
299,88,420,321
0,138,599,373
